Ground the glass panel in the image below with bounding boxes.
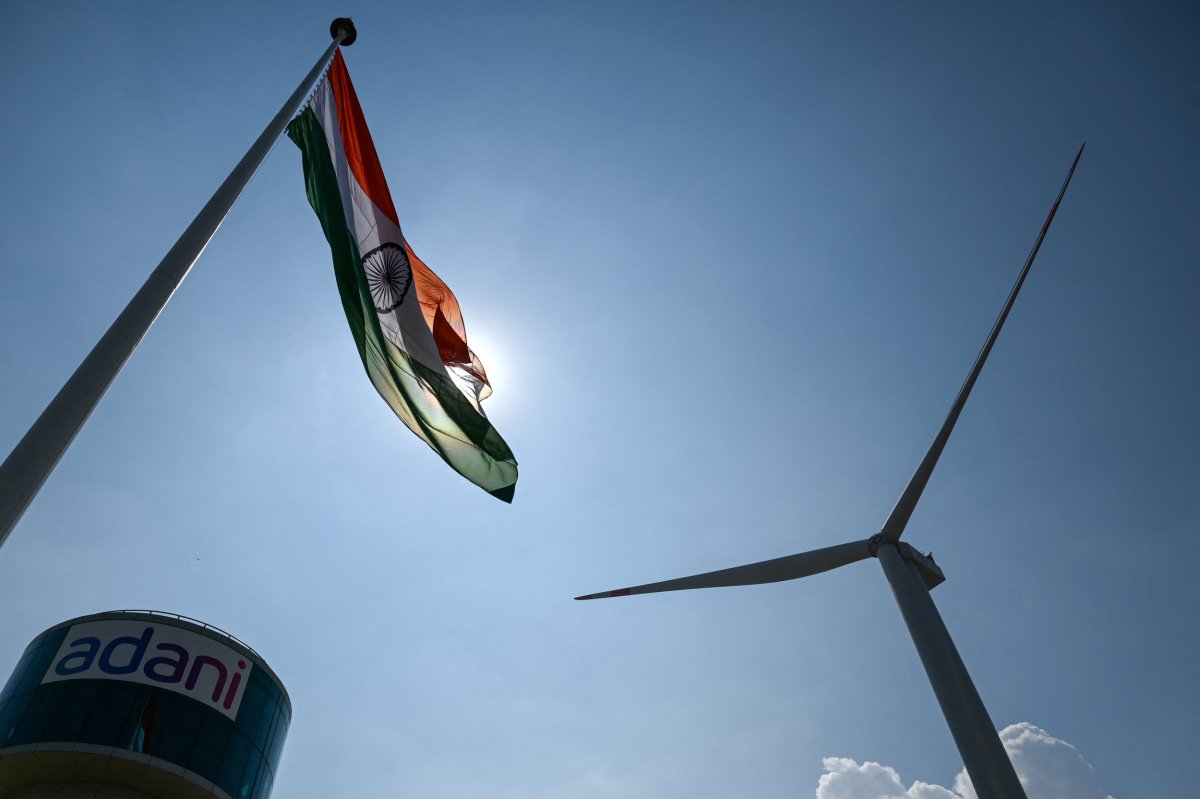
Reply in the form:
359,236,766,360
79,681,142,746
153,694,207,767
253,762,275,799
132,688,172,755
0,645,38,702
0,690,31,745
26,632,67,688
10,682,65,744
266,704,289,767
187,708,233,783
216,728,253,797
1,630,67,703
252,693,278,753
114,684,151,749
258,702,280,769
12,644,49,699
127,687,166,753
235,671,269,743
40,681,100,741
239,750,261,799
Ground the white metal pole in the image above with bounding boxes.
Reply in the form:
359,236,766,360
0,19,357,550
875,541,1027,799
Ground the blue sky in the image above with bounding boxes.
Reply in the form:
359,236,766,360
0,1,1196,796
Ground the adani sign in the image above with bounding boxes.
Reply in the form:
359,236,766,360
42,619,252,720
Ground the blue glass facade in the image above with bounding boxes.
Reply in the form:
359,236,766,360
0,612,290,799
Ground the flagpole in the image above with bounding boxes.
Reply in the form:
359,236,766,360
0,18,358,551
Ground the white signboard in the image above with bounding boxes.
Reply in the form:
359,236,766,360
42,619,253,720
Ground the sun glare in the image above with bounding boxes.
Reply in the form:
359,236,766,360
469,322,523,412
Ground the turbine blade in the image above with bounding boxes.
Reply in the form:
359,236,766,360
881,143,1086,541
575,539,872,600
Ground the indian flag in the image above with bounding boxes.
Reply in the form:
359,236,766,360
287,51,517,502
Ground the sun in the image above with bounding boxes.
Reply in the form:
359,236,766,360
468,323,522,410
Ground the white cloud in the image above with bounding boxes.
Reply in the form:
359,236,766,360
817,723,1114,799
815,756,960,798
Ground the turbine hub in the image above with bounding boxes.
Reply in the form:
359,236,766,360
867,532,893,556
869,534,946,591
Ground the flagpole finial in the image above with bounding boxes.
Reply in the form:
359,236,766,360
330,17,357,46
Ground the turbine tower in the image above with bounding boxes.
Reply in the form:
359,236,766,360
577,145,1087,799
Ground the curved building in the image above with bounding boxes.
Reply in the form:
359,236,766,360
0,611,290,799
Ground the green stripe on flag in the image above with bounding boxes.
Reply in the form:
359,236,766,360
287,108,517,501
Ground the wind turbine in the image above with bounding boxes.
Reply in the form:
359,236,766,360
576,145,1087,799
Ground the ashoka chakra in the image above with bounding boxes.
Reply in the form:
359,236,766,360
361,242,413,313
